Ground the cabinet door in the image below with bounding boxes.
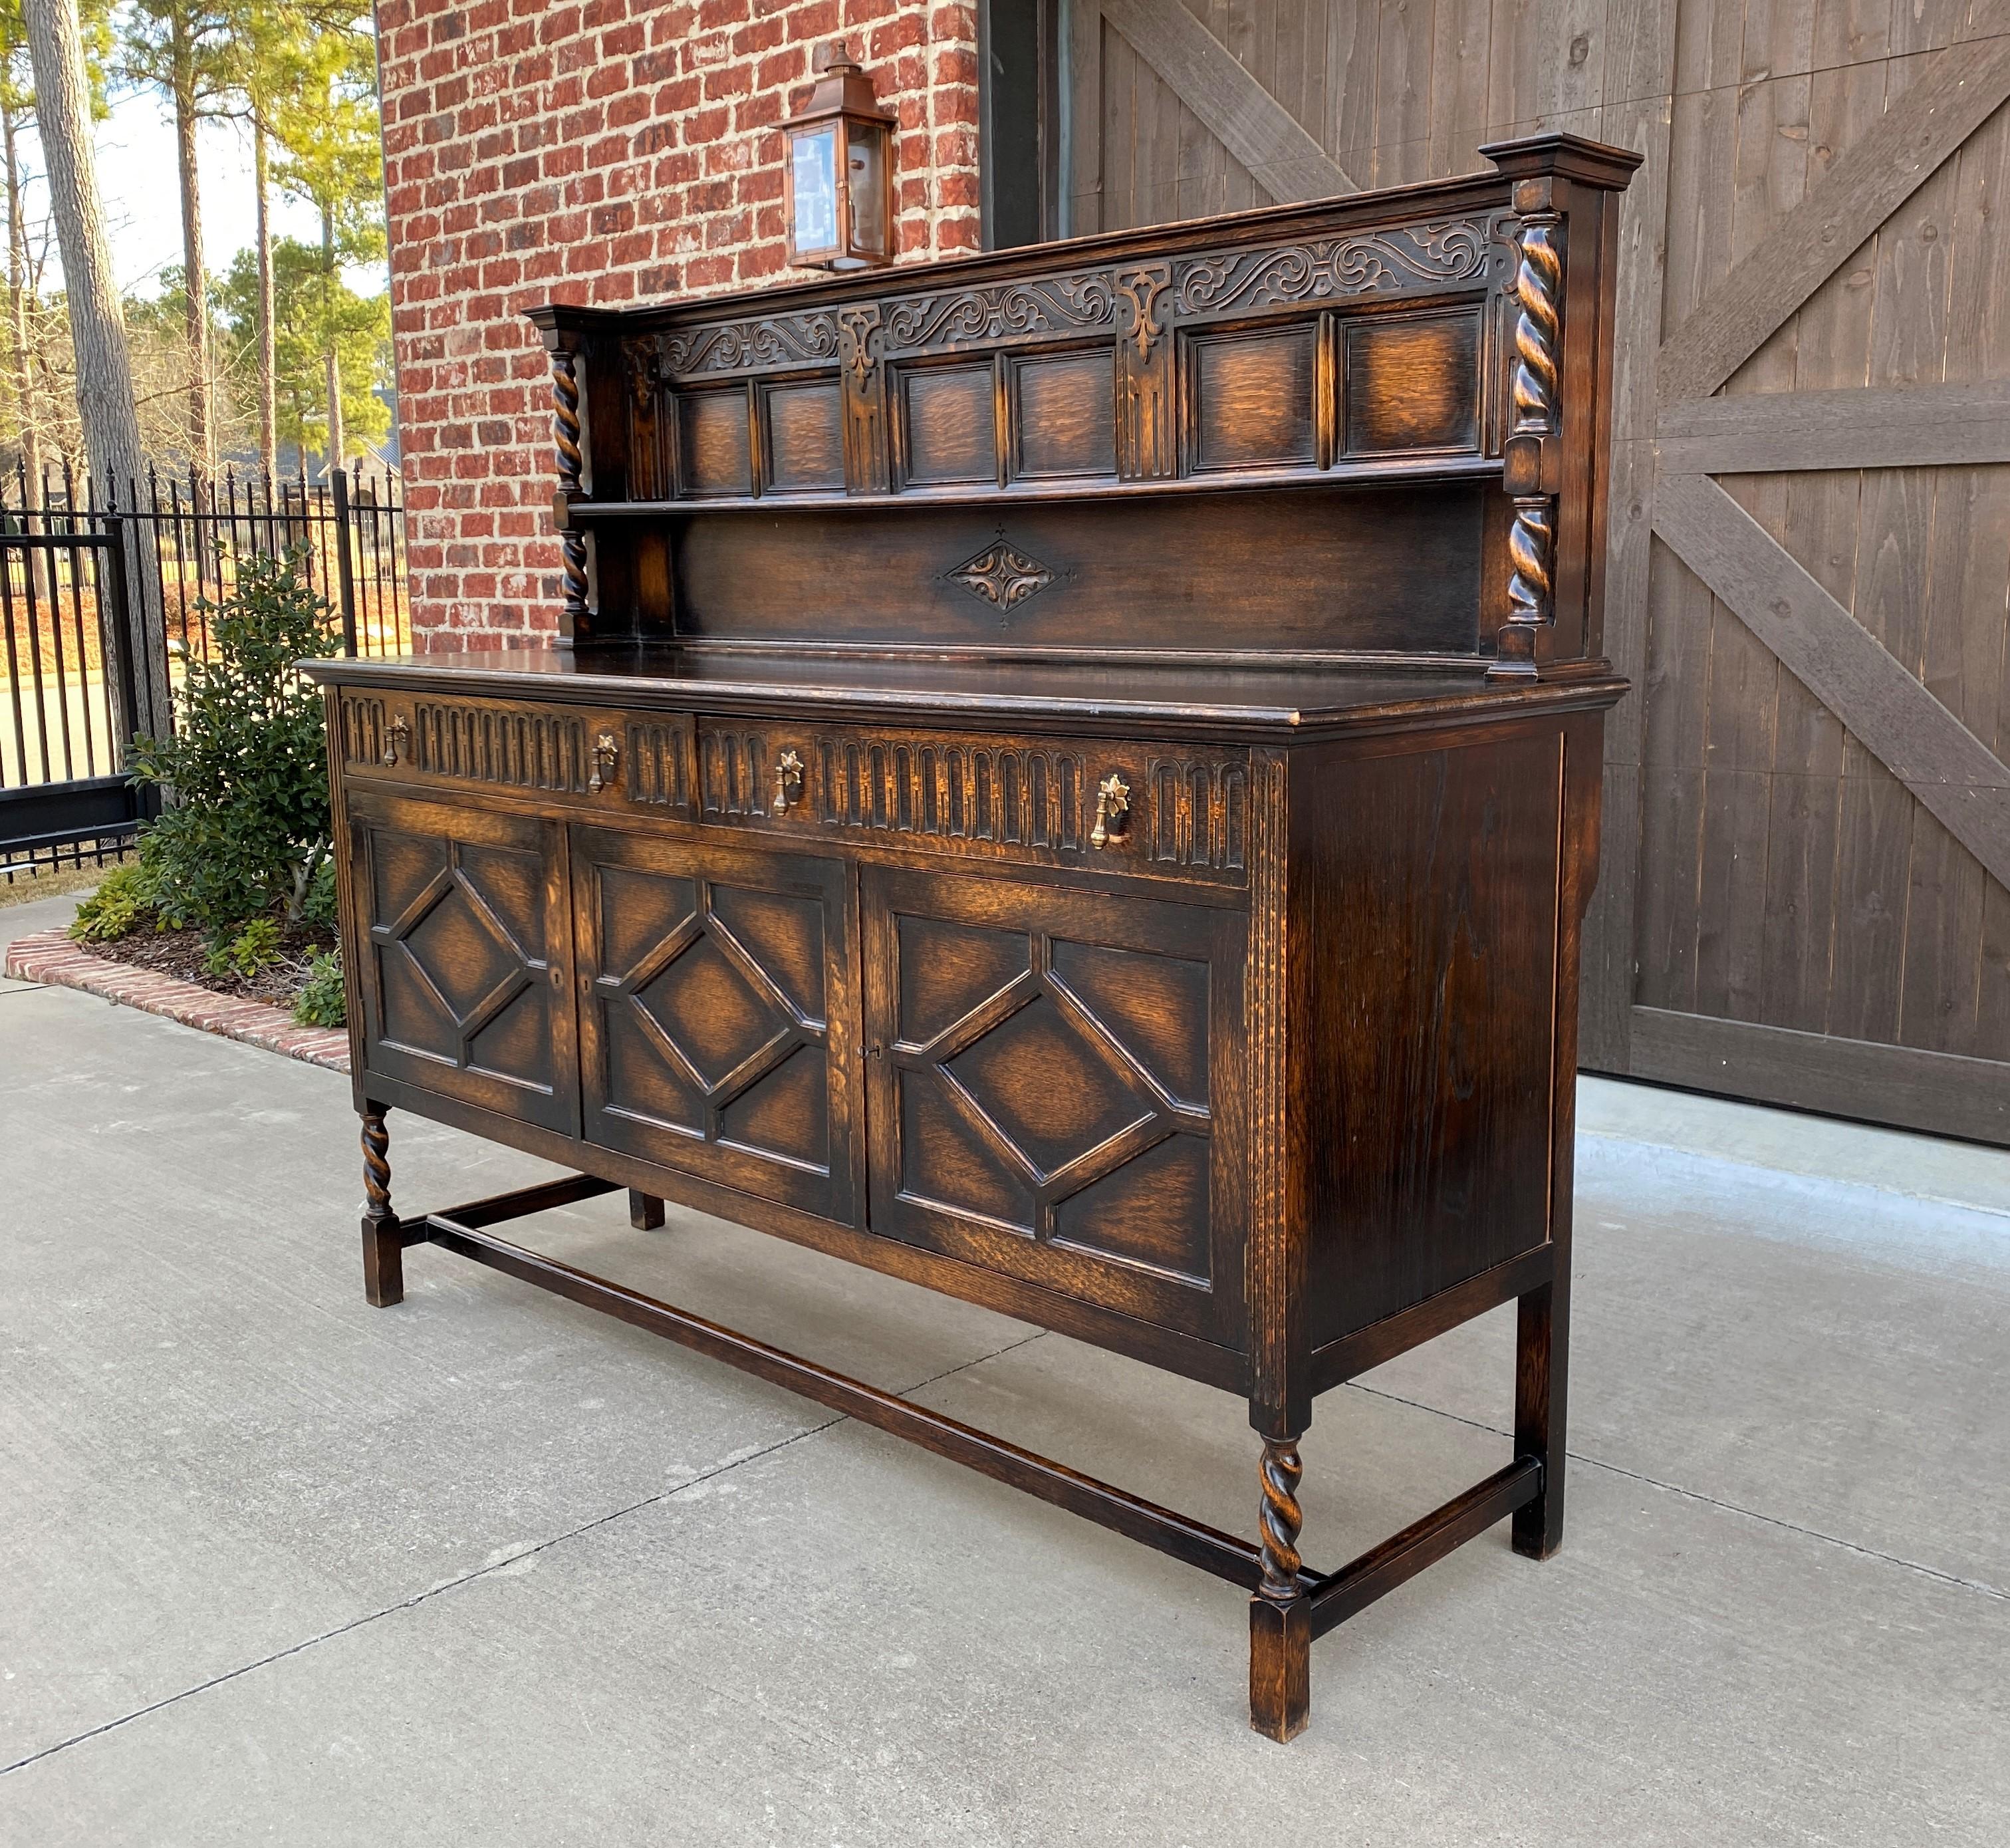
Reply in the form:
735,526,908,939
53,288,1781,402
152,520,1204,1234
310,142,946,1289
862,867,1244,1344
571,825,859,1222
348,788,578,1132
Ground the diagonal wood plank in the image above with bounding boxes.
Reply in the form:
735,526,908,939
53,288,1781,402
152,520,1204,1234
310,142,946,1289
1658,382,2010,471
1097,0,1356,203
1654,470,2010,892
1656,9,2010,406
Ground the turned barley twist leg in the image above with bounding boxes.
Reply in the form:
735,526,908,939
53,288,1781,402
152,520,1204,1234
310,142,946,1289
360,1107,403,1308
1249,1434,1311,1742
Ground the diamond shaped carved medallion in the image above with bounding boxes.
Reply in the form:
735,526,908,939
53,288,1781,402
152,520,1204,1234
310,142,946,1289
947,539,1055,611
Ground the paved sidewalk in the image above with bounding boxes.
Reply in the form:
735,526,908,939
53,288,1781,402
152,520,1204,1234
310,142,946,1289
3,931,2007,1845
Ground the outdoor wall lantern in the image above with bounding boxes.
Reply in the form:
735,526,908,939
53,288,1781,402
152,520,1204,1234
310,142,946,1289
783,41,896,271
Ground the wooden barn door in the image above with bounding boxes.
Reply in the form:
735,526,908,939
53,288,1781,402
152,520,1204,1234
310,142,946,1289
1054,0,2010,1144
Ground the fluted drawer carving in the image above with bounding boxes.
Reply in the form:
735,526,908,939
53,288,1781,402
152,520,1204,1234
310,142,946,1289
337,692,387,768
412,701,590,793
624,719,693,813
694,720,1247,886
1148,757,1248,873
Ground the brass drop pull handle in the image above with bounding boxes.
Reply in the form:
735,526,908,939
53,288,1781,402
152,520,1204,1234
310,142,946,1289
382,716,411,767
773,748,805,816
588,731,620,793
1090,772,1131,849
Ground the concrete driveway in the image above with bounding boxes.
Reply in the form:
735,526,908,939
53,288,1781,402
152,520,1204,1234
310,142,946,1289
4,890,2008,1845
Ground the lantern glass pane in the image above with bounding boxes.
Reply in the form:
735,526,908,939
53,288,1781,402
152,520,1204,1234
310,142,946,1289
846,122,887,255
792,127,838,252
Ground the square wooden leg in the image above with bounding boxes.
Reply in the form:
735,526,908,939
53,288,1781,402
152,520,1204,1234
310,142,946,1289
1249,1594,1311,1742
361,1107,403,1309
629,1189,666,1230
1513,1278,1567,1559
1249,1433,1310,1740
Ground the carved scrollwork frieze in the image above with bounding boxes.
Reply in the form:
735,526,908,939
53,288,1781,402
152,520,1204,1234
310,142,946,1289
1172,215,1497,317
880,271,1119,351
656,311,843,380
647,211,1503,392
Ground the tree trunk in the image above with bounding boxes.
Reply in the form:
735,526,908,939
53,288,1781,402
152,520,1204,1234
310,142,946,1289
321,205,344,473
22,0,170,741
3,94,53,601
171,21,212,574
254,122,276,477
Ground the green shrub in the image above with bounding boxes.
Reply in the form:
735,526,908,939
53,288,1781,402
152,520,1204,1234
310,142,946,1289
293,949,347,1027
301,855,340,931
207,916,285,981
128,550,336,941
68,862,162,944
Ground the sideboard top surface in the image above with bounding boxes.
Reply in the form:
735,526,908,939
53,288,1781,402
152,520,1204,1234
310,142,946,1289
306,645,1625,741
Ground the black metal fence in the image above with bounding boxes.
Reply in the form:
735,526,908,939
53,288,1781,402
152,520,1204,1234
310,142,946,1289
1,463,408,880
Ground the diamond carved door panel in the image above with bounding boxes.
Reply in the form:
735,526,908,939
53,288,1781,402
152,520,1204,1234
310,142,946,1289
861,867,1245,1345
572,825,859,1221
350,789,578,1132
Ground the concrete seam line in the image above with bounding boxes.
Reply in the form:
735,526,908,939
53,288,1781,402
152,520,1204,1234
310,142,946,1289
0,1329,1049,1778
1341,1380,2010,1605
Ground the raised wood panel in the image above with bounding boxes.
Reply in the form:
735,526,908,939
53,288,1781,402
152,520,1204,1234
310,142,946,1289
671,487,1486,656
1011,347,1118,480
348,787,578,1134
676,386,754,498
898,360,999,486
1344,310,1482,456
1299,729,1564,1342
1186,323,1317,472
861,866,1246,1344
572,825,858,1220
761,378,846,493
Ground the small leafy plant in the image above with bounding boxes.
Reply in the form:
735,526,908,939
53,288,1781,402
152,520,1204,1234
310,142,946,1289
293,949,347,1027
207,916,286,981
128,549,336,942
68,862,163,944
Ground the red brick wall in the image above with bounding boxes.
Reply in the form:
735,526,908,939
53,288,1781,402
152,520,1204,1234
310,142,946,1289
374,0,982,650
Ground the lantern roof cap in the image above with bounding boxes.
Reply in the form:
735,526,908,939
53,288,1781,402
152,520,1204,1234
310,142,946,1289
796,38,892,122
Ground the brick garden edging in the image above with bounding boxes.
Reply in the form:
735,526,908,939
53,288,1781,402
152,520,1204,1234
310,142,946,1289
4,929,352,1073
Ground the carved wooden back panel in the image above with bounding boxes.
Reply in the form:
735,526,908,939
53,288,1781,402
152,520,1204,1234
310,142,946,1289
570,827,859,1222
349,789,578,1134
860,866,1245,1344
533,134,1638,674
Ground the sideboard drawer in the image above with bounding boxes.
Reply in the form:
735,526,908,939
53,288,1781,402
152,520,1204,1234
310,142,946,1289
336,688,693,817
695,718,1251,888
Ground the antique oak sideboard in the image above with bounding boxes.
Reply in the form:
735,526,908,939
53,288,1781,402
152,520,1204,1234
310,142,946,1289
306,133,1639,1740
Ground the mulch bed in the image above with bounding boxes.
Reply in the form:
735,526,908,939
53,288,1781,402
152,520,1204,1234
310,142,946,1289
86,919,338,1009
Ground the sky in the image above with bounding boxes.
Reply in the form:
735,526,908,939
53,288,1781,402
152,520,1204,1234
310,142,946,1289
20,85,389,299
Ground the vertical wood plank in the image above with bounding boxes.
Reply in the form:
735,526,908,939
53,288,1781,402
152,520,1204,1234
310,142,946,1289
1830,36,1949,1045
1757,0,1887,1033
1068,0,1106,234
1377,0,1438,184
1638,20,1742,1016
1578,0,1676,1069
1327,0,1383,179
